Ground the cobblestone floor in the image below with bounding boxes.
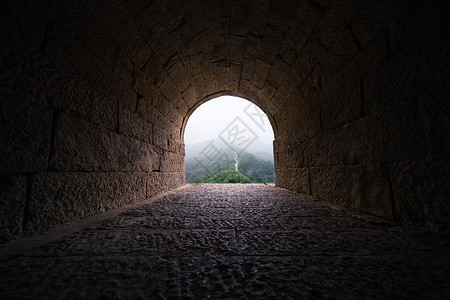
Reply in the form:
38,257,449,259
1,184,449,299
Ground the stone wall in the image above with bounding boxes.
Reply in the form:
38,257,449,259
1,0,448,240
274,1,450,233
0,0,185,241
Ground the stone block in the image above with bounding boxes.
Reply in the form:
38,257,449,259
0,99,52,173
257,26,281,64
209,34,226,61
191,73,206,101
153,126,171,151
166,59,190,94
267,0,296,30
133,78,159,106
212,61,227,91
278,168,310,194
194,33,212,63
244,35,262,60
160,77,181,103
147,171,184,196
238,79,250,94
350,1,388,48
145,57,167,88
388,160,450,234
24,172,147,233
292,55,312,86
303,37,327,75
77,15,118,66
275,168,283,187
50,113,158,172
204,80,216,96
0,175,27,241
273,73,296,103
278,44,297,66
252,59,271,89
246,0,270,36
280,93,321,143
304,102,427,166
175,97,189,117
319,29,360,79
320,73,360,131
314,0,356,49
120,0,148,17
261,82,277,100
85,0,142,49
119,106,153,144
295,0,324,29
266,57,289,89
285,139,307,169
229,63,241,83
285,21,309,53
181,48,202,78
137,97,167,126
89,91,118,131
113,49,137,88
182,85,197,108
240,59,255,83
200,61,214,82
362,16,447,116
160,151,184,172
310,164,393,218
230,35,246,63
310,0,334,10
169,21,191,47
230,1,252,35
169,137,184,154
416,84,450,162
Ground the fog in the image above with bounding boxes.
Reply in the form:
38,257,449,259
184,96,274,159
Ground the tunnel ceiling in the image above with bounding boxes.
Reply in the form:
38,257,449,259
44,0,363,134
114,0,306,123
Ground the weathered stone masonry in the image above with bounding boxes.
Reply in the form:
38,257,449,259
0,0,449,240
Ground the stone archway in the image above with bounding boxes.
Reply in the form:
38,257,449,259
180,92,278,141
182,95,276,184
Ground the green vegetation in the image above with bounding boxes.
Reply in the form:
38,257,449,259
186,149,275,183
237,152,274,183
198,170,254,183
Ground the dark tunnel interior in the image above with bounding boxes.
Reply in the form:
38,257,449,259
1,0,449,247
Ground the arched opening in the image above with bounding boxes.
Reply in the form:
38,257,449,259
183,96,275,184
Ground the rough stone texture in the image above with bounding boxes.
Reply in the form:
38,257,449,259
275,167,310,194
310,164,393,219
388,160,450,233
0,175,27,241
275,1,449,233
24,172,147,234
50,113,159,172
22,171,184,235
0,0,449,239
1,184,449,299
0,98,52,173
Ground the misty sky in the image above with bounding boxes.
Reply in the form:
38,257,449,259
184,96,274,149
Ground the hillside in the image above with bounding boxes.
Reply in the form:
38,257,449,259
185,149,275,183
199,170,254,183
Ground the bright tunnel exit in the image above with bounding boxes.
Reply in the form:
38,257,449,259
184,96,275,184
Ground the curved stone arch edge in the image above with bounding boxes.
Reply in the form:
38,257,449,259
179,90,279,141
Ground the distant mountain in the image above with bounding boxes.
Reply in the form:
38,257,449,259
186,138,273,159
185,147,275,183
237,152,275,183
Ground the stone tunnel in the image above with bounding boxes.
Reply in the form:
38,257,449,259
1,0,449,242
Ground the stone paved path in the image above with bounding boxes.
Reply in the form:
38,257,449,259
1,184,449,299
